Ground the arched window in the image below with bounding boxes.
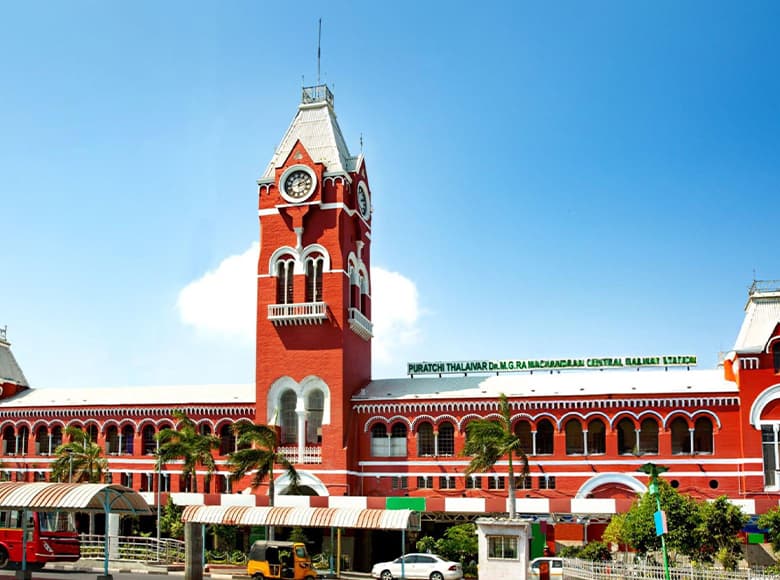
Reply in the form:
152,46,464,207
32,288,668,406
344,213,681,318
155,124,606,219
141,425,156,455
280,390,298,445
306,390,324,445
50,426,63,450
438,422,455,456
85,424,98,443
565,420,584,455
417,422,434,456
671,417,691,455
275,258,295,304
536,419,554,455
34,426,48,455
587,419,606,455
1,427,14,455
199,424,212,436
358,272,368,316
617,419,636,455
639,418,659,455
693,417,713,454
17,426,29,455
219,424,235,456
121,425,134,455
774,341,780,373
105,426,119,455
762,425,778,488
514,421,532,455
371,424,388,457
305,256,324,302
390,423,407,457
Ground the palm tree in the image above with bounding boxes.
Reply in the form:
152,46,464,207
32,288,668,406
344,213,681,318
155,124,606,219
156,410,220,493
463,393,528,518
227,422,300,501
51,426,108,483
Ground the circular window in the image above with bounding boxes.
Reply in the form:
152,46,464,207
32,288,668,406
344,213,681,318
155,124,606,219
670,480,679,489
709,480,719,489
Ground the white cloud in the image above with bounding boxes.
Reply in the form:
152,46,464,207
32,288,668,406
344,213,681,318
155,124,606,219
176,243,259,344
177,244,422,371
370,267,422,363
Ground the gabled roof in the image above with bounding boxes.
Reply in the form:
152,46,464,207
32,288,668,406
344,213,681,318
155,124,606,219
261,86,356,180
733,284,780,353
0,335,28,387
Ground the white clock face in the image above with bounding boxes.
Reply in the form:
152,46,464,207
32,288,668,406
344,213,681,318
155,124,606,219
284,170,313,198
357,184,370,219
279,166,316,202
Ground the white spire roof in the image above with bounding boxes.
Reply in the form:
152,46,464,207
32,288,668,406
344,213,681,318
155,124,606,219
733,282,780,353
0,331,28,387
261,85,356,180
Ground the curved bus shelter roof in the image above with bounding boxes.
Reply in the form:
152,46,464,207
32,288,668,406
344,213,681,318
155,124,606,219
0,482,151,514
182,505,421,531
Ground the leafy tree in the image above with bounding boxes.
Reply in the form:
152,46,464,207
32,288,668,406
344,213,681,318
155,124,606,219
696,496,747,570
622,479,701,560
159,496,184,540
156,410,220,493
462,393,528,518
227,422,300,501
51,426,108,483
603,513,629,550
415,523,478,565
758,506,780,556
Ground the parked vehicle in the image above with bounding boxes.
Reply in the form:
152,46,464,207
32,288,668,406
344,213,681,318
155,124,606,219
529,557,564,578
0,510,80,569
246,540,315,580
371,553,463,580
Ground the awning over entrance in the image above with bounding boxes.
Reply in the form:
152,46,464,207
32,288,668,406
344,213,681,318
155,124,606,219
181,505,421,531
0,482,151,514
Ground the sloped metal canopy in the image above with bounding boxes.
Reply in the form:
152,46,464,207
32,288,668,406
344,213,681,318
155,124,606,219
0,482,151,514
182,505,421,531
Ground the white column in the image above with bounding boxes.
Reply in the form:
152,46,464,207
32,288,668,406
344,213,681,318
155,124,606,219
531,431,537,456
296,410,307,464
689,428,695,454
583,429,589,455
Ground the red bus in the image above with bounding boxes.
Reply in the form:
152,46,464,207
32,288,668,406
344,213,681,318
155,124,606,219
0,510,80,569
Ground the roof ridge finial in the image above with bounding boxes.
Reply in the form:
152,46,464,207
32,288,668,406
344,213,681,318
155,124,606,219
317,18,322,86
0,325,6,343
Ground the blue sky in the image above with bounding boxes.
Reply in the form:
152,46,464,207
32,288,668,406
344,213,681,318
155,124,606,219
2,1,778,388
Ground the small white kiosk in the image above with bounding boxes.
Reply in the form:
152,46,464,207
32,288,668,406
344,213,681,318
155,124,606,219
475,517,531,580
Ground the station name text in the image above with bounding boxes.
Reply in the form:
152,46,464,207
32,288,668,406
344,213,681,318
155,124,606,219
407,355,698,376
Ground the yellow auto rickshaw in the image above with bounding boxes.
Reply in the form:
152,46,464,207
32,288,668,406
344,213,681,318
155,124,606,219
247,540,316,580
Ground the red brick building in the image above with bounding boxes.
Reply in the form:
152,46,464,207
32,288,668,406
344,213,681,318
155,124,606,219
2,86,780,561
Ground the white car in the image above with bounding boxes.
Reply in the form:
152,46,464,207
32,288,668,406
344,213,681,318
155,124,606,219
529,557,564,578
371,553,464,580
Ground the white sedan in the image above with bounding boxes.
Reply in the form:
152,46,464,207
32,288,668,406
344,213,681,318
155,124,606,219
371,553,464,580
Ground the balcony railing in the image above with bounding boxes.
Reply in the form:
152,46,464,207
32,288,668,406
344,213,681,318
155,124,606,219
278,445,322,464
268,302,327,326
348,307,373,340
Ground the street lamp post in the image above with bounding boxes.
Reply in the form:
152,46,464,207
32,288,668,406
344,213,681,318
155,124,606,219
639,463,670,580
155,443,162,563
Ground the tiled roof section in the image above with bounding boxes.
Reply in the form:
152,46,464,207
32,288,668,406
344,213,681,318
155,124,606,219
261,99,356,180
0,383,254,408
733,289,780,353
354,369,735,401
0,339,28,387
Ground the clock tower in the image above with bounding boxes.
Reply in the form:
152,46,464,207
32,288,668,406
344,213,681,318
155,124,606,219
255,85,372,495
